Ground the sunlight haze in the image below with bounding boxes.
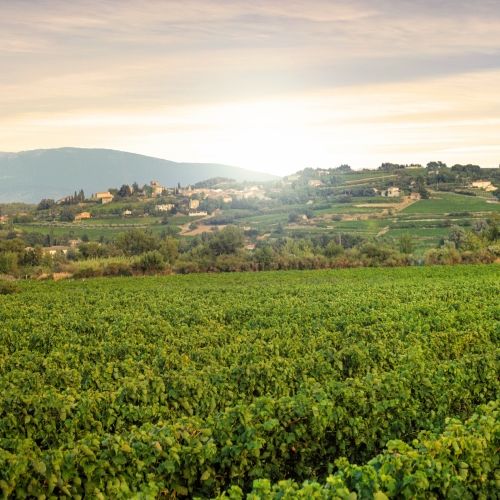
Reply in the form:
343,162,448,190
2,0,500,174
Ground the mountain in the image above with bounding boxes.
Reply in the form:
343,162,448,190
0,148,278,203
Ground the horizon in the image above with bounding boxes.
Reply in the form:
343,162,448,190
2,1,500,175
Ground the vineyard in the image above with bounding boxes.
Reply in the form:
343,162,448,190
0,265,498,498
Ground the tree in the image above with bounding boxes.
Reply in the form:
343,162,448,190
37,199,56,211
426,161,447,170
324,241,344,257
20,247,43,266
116,229,161,255
60,208,75,222
208,226,244,256
255,245,274,269
336,164,352,173
117,184,133,198
135,251,165,273
0,252,18,274
79,242,107,259
160,237,179,264
448,225,467,249
398,233,415,254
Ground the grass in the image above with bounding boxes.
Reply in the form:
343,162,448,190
14,223,178,241
403,192,500,215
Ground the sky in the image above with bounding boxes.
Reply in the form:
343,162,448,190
1,0,500,175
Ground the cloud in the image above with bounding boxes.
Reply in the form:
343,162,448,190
1,0,499,171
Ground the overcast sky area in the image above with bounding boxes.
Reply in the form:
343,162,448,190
1,0,500,175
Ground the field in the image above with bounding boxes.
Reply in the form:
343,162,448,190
0,265,498,498
402,192,500,215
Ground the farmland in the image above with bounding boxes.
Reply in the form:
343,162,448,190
0,265,498,498
402,191,500,215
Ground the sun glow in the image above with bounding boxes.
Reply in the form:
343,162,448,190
4,70,500,175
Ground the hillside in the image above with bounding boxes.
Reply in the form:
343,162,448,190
0,148,278,202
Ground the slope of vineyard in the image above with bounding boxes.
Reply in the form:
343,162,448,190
0,265,498,498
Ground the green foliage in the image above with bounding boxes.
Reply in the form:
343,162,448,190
37,199,56,211
208,226,244,255
224,401,499,498
0,266,498,497
134,250,165,273
0,252,18,275
115,229,161,256
102,261,133,277
398,233,415,254
0,280,19,295
59,208,75,222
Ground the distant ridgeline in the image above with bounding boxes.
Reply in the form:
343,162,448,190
0,147,277,203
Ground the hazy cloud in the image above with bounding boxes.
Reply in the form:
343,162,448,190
1,0,500,172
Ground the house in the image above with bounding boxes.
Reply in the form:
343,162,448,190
189,199,200,210
316,169,331,176
0,215,8,224
94,192,114,204
222,196,233,204
240,186,267,200
150,180,164,197
68,239,81,248
308,179,323,188
188,211,208,217
471,180,497,192
122,210,132,216
43,246,70,256
382,187,401,197
56,196,72,205
155,204,174,212
409,192,421,200
74,211,92,221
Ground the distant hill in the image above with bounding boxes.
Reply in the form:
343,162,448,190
0,148,278,203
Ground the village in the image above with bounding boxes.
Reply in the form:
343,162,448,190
0,163,498,266
55,180,270,223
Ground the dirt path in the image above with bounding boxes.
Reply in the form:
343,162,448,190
376,226,390,237
344,174,397,185
179,214,218,236
181,223,223,236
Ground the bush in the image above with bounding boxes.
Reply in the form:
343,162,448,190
0,280,19,295
134,251,165,273
424,246,462,265
103,262,133,276
73,267,104,279
0,252,19,275
213,254,250,272
174,260,200,274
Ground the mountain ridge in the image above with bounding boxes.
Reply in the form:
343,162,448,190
0,147,278,203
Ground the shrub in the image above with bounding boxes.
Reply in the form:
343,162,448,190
0,280,19,295
174,260,200,274
103,262,133,276
134,251,165,273
0,252,19,275
73,267,104,279
214,254,250,272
